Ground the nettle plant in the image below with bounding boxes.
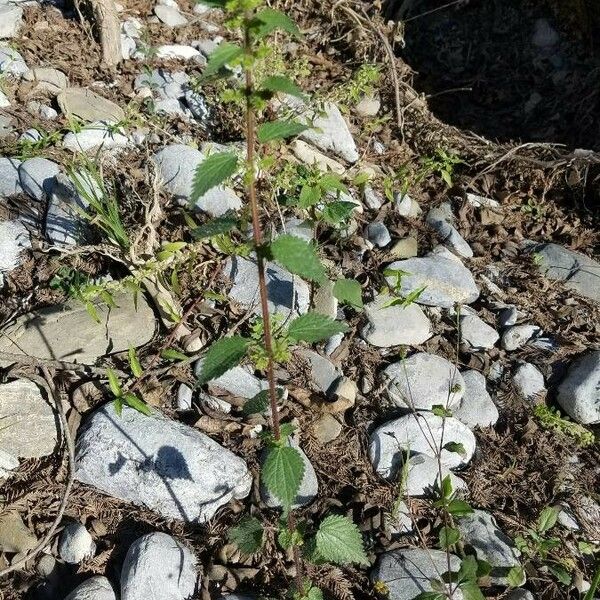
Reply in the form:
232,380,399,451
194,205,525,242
192,1,367,597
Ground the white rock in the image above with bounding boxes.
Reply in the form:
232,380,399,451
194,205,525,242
325,332,344,356
363,185,383,209
0,449,19,480
403,452,468,497
58,522,96,564
370,412,476,475
65,576,116,600
0,5,23,38
154,5,188,27
0,90,9,108
291,140,345,174
460,313,499,351
394,192,421,217
355,95,380,117
155,45,201,60
453,370,499,428
513,363,546,401
426,204,473,258
0,46,29,77
176,384,193,410
63,121,130,152
46,173,88,245
194,363,274,400
298,348,341,396
0,220,30,278
365,222,391,247
361,295,432,348
75,403,251,522
382,352,464,410
501,324,540,351
121,532,197,600
557,351,600,424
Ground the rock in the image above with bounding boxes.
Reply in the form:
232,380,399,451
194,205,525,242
291,140,345,174
382,352,464,410
27,101,58,120
154,4,188,26
390,236,418,259
312,414,342,444
385,255,479,308
194,363,275,400
498,305,519,327
371,548,460,600
332,377,357,403
18,157,60,201
0,47,29,77
121,532,196,600
325,332,343,356
0,90,9,108
0,512,37,554
284,217,313,242
36,554,56,578
57,88,125,123
403,452,467,497
0,5,23,38
532,18,559,47
225,255,310,318
557,507,579,530
154,97,190,118
534,243,600,303
134,69,189,100
152,144,242,215
63,121,130,152
58,522,96,564
460,313,499,351
184,89,209,120
0,291,156,364
0,450,19,480
66,576,116,600
46,173,88,245
457,510,521,582
501,324,540,351
0,157,22,196
76,403,251,522
0,220,30,279
0,113,14,138
453,370,499,428
557,351,600,424
177,384,193,410
355,95,380,117
298,349,341,396
361,295,432,348
28,67,68,95
365,222,391,247
426,204,473,258
363,185,383,209
370,412,476,476
155,45,202,60
513,363,546,401
0,379,57,459
19,128,41,142
505,591,535,600
394,192,421,217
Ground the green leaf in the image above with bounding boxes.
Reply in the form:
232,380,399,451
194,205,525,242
506,566,526,588
447,499,474,517
261,75,305,100
315,514,369,566
288,312,348,343
306,586,324,600
439,526,460,549
444,441,466,457
299,184,321,208
243,389,273,415
258,120,308,144
113,397,124,416
537,506,559,534
191,212,238,240
196,0,227,7
457,555,478,582
321,201,357,225
191,152,238,202
269,234,326,284
107,368,122,398
414,593,444,600
277,524,303,550
128,346,143,378
262,445,305,509
432,405,453,418
202,42,243,78
122,392,151,416
332,278,363,309
161,348,189,362
252,8,301,39
548,563,571,585
319,173,347,194
440,474,453,500
459,581,485,600
197,336,249,385
228,516,265,555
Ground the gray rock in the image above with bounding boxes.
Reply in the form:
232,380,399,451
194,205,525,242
386,500,413,536
176,384,193,410
382,352,464,411
385,255,479,308
0,112,14,138
46,173,88,245
18,157,60,201
361,294,432,347
325,332,344,356
0,157,22,196
498,305,519,327
0,47,29,77
184,89,209,120
453,370,499,428
0,90,8,109
0,512,37,554
27,101,58,120
28,67,69,95
370,413,476,476
63,121,130,152
557,507,579,531
57,88,125,123
121,532,196,600
66,576,116,600
36,554,56,578
58,522,96,564
355,95,380,117
0,219,30,277
134,70,189,100
532,18,559,47
154,97,190,118
225,255,310,318
154,4,188,26
0,379,57,459
371,548,461,600
505,590,535,600
535,243,600,303
76,403,251,522
291,140,345,174
0,5,23,38
513,363,546,401
152,145,242,215
0,291,156,364
312,279,337,318
365,222,391,247
298,348,340,396
0,449,19,480
194,363,276,400
457,510,521,583
460,313,499,351
426,204,473,258
557,351,600,424
403,452,468,498
363,185,382,210
19,128,42,142
284,217,313,242
501,324,540,351
390,236,418,259
394,192,421,217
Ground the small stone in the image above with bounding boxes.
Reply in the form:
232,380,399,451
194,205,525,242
403,452,468,497
298,348,341,396
291,140,345,174
19,128,42,142
154,97,190,117
0,5,23,38
0,47,29,77
154,4,188,26
312,414,342,444
194,363,274,400
18,157,60,201
134,69,189,100
389,236,418,259
426,204,473,258
312,279,337,318
513,363,546,401
453,370,499,428
382,352,464,410
0,512,37,554
121,532,197,600
0,113,14,138
155,45,202,60
557,507,579,530
332,377,357,404
370,413,476,476
284,217,313,242
185,89,209,120
29,67,68,95
46,173,88,245
0,450,19,480
501,324,540,351
460,313,499,351
465,193,500,208
394,192,421,217
63,121,130,152
27,101,58,120
0,219,30,277
355,95,380,117
532,18,559,47
177,384,193,410
36,554,56,578
557,350,600,424
365,222,391,247
58,522,96,564
361,295,432,348
363,185,383,209
498,305,519,327
325,332,344,356
66,576,116,600
57,88,125,123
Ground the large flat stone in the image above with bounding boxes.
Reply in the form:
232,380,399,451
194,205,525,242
0,157,22,196
75,403,251,522
57,88,125,123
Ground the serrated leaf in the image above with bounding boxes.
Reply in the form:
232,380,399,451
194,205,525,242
447,499,473,517
258,120,308,143
332,278,363,309
269,234,326,284
228,516,265,555
319,173,347,193
432,405,453,418
457,555,478,582
202,42,243,78
288,312,348,343
128,346,143,378
252,8,301,39
459,581,485,600
506,566,526,588
107,368,122,398
537,506,559,534
548,563,571,585
161,348,189,362
197,336,249,385
439,526,460,549
277,525,303,550
191,152,238,202
243,389,271,415
315,515,369,566
262,445,305,509
123,392,151,416
192,212,238,240
261,75,305,99
306,587,324,600
299,184,321,208
444,441,466,457
321,200,357,225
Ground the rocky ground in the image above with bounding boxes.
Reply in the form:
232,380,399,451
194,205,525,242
0,0,598,600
